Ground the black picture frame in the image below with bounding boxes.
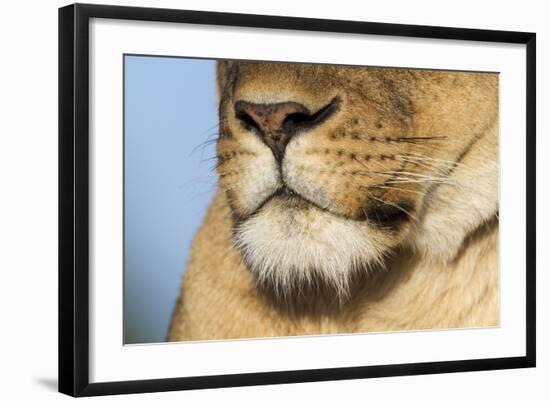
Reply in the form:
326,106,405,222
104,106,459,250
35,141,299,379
58,3,536,397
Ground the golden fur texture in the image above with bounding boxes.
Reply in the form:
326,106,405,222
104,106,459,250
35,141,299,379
168,61,499,341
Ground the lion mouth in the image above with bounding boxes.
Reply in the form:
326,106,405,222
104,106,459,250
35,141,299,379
262,186,313,210
273,186,299,199
254,184,415,231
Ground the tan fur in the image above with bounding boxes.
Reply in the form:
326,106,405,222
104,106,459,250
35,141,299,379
168,62,499,341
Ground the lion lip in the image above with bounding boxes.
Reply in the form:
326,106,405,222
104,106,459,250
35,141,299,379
277,186,299,197
262,185,313,208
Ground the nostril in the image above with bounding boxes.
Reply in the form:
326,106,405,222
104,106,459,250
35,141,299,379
281,112,313,131
235,108,262,133
287,97,340,132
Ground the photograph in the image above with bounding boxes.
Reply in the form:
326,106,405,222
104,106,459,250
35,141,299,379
123,56,500,344
56,3,536,396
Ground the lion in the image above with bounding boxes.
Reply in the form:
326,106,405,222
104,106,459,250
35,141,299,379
168,61,499,341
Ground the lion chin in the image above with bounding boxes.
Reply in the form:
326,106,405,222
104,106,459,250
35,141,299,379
233,194,387,299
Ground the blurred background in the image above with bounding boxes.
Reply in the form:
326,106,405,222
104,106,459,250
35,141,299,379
124,55,218,344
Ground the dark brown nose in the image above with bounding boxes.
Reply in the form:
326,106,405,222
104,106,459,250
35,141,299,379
234,98,339,162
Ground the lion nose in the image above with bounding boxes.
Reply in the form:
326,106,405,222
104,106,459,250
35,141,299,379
234,101,309,161
234,98,339,162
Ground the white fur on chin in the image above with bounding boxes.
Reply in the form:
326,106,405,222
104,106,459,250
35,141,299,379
233,199,386,298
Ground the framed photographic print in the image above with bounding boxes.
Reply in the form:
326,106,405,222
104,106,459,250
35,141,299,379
58,3,536,397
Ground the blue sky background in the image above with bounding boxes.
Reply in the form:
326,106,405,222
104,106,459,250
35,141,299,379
124,56,218,344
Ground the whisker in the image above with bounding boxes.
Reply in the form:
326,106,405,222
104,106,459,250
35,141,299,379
400,154,461,166
204,122,220,132
396,156,453,174
189,131,219,156
375,170,447,180
370,185,426,197
200,155,218,164
384,178,455,185
368,195,418,222
402,142,442,153
404,152,492,167
391,136,447,143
